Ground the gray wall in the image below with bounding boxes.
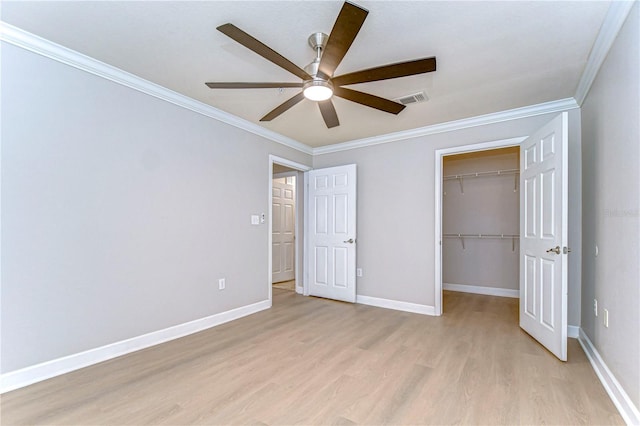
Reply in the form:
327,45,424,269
580,2,639,407
442,148,520,291
1,43,312,373
314,109,582,327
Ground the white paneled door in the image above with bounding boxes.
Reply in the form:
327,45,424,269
520,112,568,361
307,165,357,303
272,177,295,283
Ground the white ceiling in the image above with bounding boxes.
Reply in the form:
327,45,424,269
2,1,611,148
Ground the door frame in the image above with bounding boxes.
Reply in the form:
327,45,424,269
268,155,311,304
434,136,527,316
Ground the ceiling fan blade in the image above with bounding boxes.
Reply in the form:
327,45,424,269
318,100,340,128
333,87,405,115
205,82,303,89
260,92,306,122
217,23,312,81
331,57,437,86
317,2,369,79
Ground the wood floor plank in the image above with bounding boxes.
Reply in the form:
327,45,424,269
0,289,624,425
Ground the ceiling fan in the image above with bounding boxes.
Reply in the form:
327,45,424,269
205,1,436,129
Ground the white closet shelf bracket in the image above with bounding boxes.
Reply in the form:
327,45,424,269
443,168,520,195
443,233,520,251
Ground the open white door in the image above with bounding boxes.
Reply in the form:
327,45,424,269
306,164,357,303
520,112,568,361
272,178,295,283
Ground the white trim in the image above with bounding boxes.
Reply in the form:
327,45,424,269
270,156,312,172
0,299,270,394
434,136,527,315
567,325,579,339
0,22,312,155
578,329,640,425
574,1,636,105
268,155,311,302
303,172,310,296
356,295,435,316
435,150,444,316
443,283,519,299
313,99,577,155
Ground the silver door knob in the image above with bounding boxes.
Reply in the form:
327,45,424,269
343,238,354,244
546,246,561,255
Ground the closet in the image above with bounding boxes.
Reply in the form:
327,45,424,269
442,147,520,301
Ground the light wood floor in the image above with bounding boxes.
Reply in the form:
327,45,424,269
272,280,296,292
1,290,623,425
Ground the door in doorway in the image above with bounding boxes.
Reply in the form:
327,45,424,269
307,164,357,303
520,112,569,361
272,177,295,284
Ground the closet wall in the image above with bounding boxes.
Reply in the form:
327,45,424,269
442,147,520,295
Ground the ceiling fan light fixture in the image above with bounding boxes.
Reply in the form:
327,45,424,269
303,79,334,101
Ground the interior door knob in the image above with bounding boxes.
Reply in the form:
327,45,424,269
343,238,354,244
546,246,561,255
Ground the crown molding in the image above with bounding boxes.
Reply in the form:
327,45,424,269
2,20,595,157
0,22,313,155
574,1,636,106
313,98,578,155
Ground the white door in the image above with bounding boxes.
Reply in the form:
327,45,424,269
306,164,357,303
520,112,568,361
272,177,295,283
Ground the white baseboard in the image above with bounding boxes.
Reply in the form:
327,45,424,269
356,295,435,316
0,299,271,394
444,283,519,298
567,325,579,339
578,329,640,425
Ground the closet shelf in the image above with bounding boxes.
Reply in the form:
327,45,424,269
443,168,519,194
443,233,520,251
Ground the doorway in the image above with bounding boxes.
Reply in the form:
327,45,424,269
434,137,526,315
268,155,311,304
272,172,296,291
441,146,520,307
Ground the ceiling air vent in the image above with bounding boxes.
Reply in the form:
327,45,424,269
395,91,429,106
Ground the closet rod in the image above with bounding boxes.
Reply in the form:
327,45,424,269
443,168,519,180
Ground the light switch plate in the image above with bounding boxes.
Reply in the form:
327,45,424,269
251,215,260,225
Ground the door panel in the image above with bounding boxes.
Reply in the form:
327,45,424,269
272,177,295,283
519,112,568,361
307,165,357,303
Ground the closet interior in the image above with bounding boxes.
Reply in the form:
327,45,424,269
442,147,520,304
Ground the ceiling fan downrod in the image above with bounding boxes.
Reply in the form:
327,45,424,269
303,32,333,100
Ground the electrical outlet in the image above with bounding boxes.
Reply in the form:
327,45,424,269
594,299,598,317
356,268,363,277
218,278,226,290
603,309,609,328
